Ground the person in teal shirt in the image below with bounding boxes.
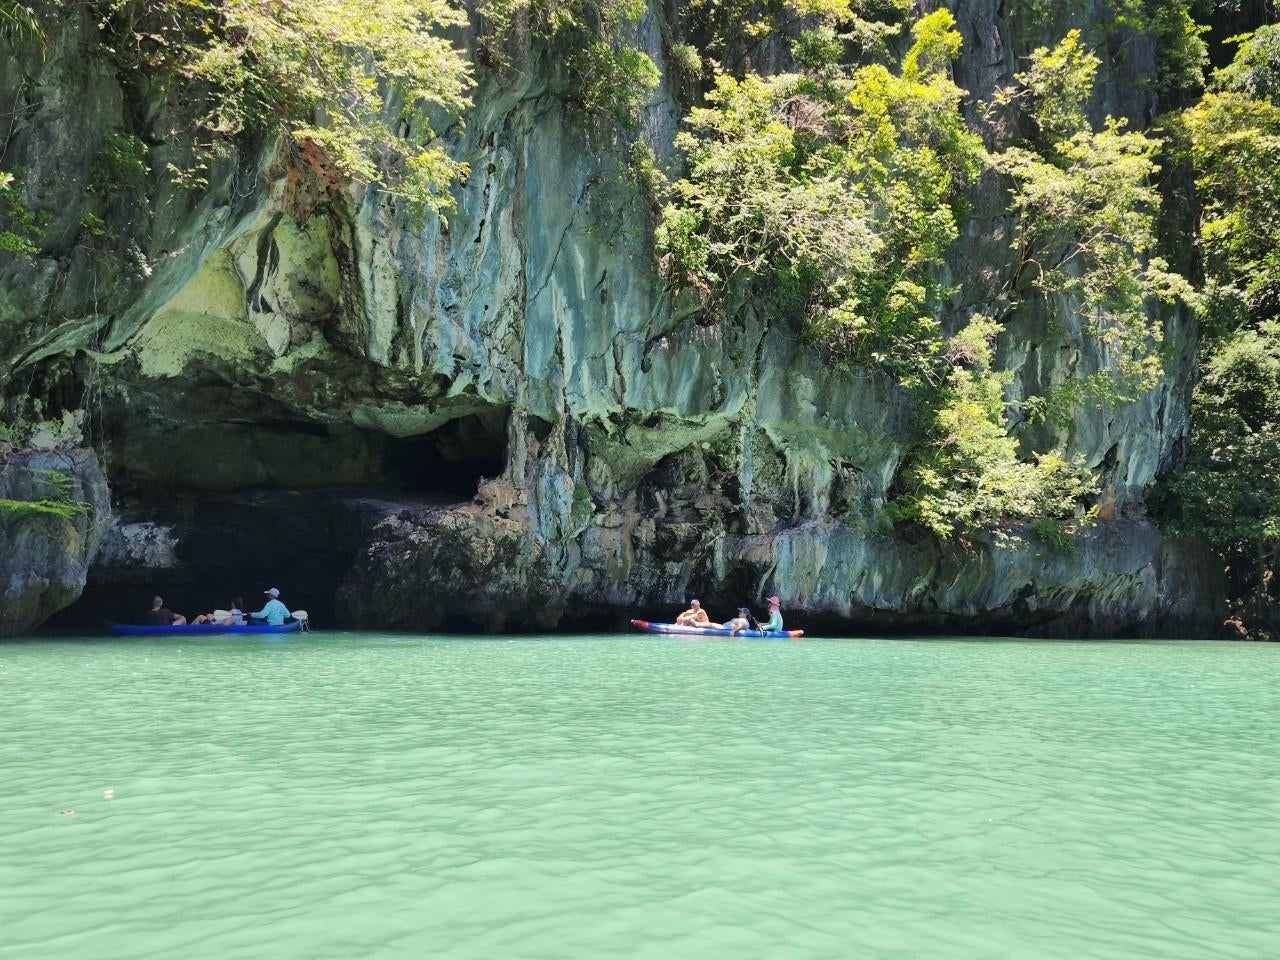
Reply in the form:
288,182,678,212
250,587,291,625
761,595,784,633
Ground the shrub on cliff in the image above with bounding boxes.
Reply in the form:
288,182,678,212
474,0,659,125
1154,26,1280,636
92,0,474,214
656,7,983,386
656,9,1174,539
993,29,1191,405
1154,322,1280,636
887,316,1097,539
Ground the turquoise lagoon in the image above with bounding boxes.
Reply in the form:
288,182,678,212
1,633,1277,959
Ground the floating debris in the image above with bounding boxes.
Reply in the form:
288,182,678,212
58,809,75,816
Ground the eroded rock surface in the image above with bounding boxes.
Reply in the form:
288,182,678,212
1,1,1225,635
0,448,110,636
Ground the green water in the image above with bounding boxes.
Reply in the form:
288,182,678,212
2,633,1278,959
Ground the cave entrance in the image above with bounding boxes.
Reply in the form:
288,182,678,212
50,407,511,630
383,410,508,502
102,403,509,504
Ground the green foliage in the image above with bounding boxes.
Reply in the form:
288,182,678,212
0,468,88,520
995,34,1190,400
1007,0,1208,99
889,317,1097,539
1108,0,1208,97
96,0,473,214
791,25,844,72
1211,25,1280,103
79,209,111,239
0,399,90,520
1179,29,1280,327
627,140,667,203
1030,516,1080,555
475,0,659,126
0,497,75,517
91,130,150,194
573,39,661,125
657,9,983,385
0,399,82,447
658,10,1140,540
993,29,1100,145
1153,323,1280,622
1155,27,1280,632
0,394,39,445
0,0,42,52
669,42,703,78
0,434,88,522
0,169,40,256
1183,99,1280,320
1179,31,1280,321
1144,0,1209,98
680,0,910,70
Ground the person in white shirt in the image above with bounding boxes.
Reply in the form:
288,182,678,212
726,607,752,636
220,598,246,625
249,587,291,626
192,597,246,626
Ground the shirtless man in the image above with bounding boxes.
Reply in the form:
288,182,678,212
676,598,717,628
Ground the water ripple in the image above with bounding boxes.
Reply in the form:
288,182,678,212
1,634,1278,959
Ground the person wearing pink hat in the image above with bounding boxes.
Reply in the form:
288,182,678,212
761,595,784,633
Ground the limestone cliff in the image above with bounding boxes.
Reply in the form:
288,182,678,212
0,444,109,635
0,1,1226,635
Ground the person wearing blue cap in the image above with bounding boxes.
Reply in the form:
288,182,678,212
726,607,752,636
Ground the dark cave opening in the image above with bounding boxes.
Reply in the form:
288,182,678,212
50,410,510,629
380,412,508,500
101,404,509,503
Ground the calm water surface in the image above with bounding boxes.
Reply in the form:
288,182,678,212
1,633,1277,959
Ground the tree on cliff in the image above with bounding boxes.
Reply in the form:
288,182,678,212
1154,25,1280,638
1155,323,1280,636
92,0,475,214
654,4,1180,540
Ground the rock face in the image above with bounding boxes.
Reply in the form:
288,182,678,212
0,448,110,636
338,502,564,631
0,2,1226,635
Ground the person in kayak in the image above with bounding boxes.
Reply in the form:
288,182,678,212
760,596,784,633
249,587,291,626
676,598,719,628
726,607,752,636
145,596,187,626
192,598,246,626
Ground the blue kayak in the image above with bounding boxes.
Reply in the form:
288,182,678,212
631,619,803,639
106,621,303,637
